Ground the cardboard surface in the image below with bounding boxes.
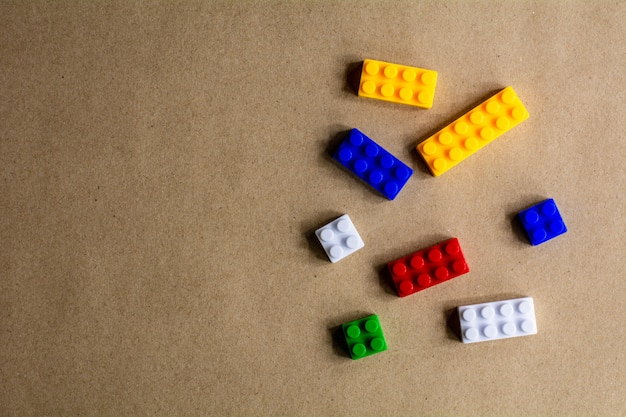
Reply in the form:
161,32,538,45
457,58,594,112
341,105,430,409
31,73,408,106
1,1,625,416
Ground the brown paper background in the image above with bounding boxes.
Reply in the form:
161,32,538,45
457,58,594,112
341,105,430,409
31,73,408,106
1,1,625,416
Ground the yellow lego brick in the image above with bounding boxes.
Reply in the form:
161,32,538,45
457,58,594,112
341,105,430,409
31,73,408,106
358,59,438,109
417,87,529,176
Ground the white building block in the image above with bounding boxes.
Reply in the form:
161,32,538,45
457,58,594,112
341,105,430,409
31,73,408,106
315,214,364,263
458,297,537,343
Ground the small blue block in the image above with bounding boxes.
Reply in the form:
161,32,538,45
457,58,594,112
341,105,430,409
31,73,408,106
518,198,567,246
333,129,413,200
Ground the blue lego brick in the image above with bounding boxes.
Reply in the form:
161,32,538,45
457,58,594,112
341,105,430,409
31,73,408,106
518,198,567,245
333,129,413,200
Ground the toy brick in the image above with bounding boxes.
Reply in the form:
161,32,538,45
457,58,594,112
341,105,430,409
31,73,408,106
333,129,413,200
387,238,469,297
358,59,438,109
518,198,567,245
341,314,388,360
458,297,537,343
315,214,364,263
416,86,529,176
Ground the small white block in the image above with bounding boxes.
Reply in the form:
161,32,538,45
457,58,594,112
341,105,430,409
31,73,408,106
458,297,537,344
315,214,364,263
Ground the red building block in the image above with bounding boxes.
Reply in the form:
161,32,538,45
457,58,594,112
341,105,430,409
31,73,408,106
388,238,469,297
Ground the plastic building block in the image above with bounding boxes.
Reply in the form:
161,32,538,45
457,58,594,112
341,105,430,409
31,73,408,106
341,314,388,360
358,59,438,109
518,198,567,246
333,129,413,200
315,214,364,263
417,86,529,176
387,238,469,297
458,297,537,344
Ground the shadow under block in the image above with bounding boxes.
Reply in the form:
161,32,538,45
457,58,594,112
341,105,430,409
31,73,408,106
333,129,413,200
341,315,388,360
458,297,537,343
357,59,438,109
387,238,469,297
518,198,567,245
315,214,364,263
416,86,529,176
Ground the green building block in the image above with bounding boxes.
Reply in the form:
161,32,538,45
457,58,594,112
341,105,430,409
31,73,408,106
341,314,387,360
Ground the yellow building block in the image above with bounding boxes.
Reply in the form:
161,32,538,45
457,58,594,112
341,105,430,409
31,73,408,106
417,87,529,176
358,59,438,109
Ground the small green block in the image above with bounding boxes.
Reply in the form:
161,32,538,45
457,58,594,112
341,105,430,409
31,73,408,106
341,314,388,360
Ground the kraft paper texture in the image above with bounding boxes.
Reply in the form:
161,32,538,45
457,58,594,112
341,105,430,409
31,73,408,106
1,1,624,416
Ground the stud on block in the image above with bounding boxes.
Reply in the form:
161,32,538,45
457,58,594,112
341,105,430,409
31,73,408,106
341,314,388,360
518,198,567,246
333,129,413,200
387,238,469,297
315,214,364,263
358,59,438,109
458,297,537,343
416,86,529,176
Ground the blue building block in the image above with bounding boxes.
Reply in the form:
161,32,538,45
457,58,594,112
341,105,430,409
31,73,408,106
333,129,413,200
518,198,567,246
